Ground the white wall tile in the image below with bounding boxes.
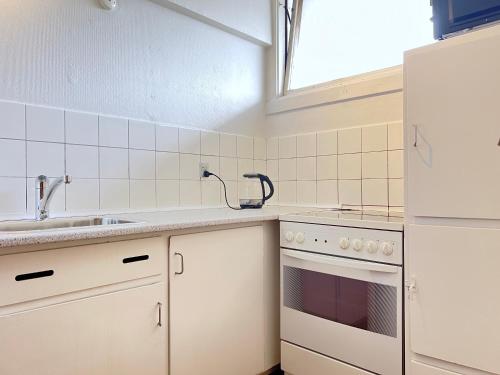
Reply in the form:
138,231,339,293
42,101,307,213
201,131,219,156
388,122,404,150
266,159,278,181
317,130,337,156
237,136,254,159
65,111,98,145
27,177,65,216
156,124,179,152
389,179,404,207
339,180,361,206
202,180,221,206
297,157,316,181
338,128,361,154
201,155,219,176
267,137,279,159
279,136,297,158
238,158,254,180
338,154,361,180
66,179,99,212
362,125,387,152
27,141,65,177
297,181,316,205
99,116,128,148
130,180,156,209
0,139,25,177
156,180,179,208
65,145,98,179
0,101,25,140
254,159,266,174
317,155,338,180
388,150,404,178
279,158,297,181
99,147,129,179
254,138,266,160
129,120,155,150
180,180,201,206
0,177,26,215
220,157,237,180
179,128,200,154
362,179,388,206
362,151,388,179
220,134,237,157
156,152,179,180
100,179,129,210
129,149,155,179
179,153,200,180
317,180,338,206
297,133,316,157
26,105,64,142
279,181,297,204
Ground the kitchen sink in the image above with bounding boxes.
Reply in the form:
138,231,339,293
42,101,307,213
0,217,136,232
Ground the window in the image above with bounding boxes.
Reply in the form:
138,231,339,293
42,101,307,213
285,0,434,92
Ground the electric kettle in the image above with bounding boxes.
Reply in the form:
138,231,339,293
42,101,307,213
239,173,274,209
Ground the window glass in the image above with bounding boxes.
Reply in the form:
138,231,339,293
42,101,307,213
288,0,434,91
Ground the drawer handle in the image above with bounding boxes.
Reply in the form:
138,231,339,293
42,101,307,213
174,252,184,275
123,255,149,264
157,302,162,327
15,270,54,281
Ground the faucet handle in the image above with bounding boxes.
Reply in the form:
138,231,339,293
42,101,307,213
64,175,72,184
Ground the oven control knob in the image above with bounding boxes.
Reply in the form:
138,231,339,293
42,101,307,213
352,239,363,252
381,242,394,256
339,237,350,250
295,232,305,244
284,231,295,243
366,240,378,254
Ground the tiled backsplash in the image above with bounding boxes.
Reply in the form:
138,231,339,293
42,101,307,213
266,122,404,211
0,99,404,218
0,100,266,219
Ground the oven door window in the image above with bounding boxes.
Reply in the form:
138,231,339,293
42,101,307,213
283,266,397,337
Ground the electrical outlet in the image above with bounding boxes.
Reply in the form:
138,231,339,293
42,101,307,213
200,162,209,178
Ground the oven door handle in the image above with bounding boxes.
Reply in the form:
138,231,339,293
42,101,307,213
282,249,398,274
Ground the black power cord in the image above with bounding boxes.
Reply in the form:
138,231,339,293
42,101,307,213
203,171,242,211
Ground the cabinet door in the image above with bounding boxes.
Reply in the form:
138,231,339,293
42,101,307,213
169,226,264,375
0,283,167,375
407,224,500,374
405,32,500,219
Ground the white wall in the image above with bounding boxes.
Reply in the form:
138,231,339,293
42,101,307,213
0,0,267,136
154,0,272,45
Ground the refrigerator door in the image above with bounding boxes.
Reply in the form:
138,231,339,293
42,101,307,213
407,224,500,374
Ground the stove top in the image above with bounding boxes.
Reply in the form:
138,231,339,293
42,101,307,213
280,208,404,231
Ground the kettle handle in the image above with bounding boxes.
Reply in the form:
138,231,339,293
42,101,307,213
259,174,274,202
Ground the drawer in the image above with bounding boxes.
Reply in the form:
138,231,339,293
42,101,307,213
0,237,165,307
281,341,372,375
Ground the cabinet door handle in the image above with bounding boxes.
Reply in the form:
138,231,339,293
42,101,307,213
174,252,184,275
157,302,162,327
412,125,418,147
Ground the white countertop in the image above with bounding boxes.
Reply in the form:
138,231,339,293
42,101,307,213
0,206,314,249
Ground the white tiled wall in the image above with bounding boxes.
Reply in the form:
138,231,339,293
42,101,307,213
266,122,404,211
0,100,266,218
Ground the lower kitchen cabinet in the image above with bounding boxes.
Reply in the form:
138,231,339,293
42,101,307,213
169,225,277,375
0,237,168,375
0,283,167,375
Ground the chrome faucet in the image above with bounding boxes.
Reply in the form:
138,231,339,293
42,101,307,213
35,175,72,221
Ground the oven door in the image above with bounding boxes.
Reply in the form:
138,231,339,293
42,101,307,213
281,248,403,375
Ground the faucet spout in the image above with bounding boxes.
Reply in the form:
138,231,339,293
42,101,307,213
35,175,72,221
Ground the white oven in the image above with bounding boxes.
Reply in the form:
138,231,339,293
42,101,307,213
280,220,404,375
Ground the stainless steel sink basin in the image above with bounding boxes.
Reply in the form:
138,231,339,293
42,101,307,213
0,217,136,232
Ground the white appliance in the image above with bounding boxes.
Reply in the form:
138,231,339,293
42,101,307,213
279,210,404,375
405,25,500,375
